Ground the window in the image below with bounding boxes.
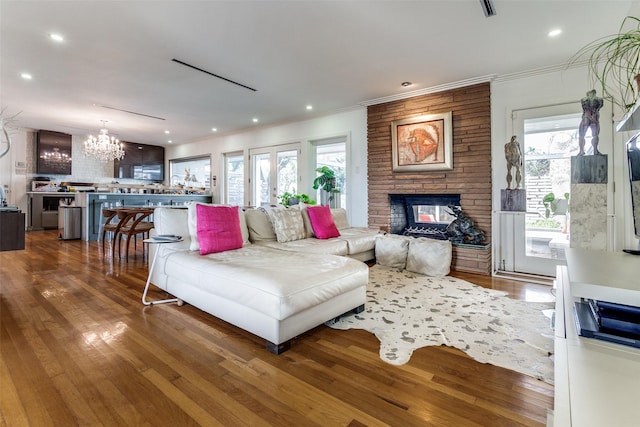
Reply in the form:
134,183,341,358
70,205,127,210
169,155,211,189
225,152,244,206
313,138,346,208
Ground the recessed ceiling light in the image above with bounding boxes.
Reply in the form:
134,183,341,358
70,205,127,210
306,105,313,110
49,33,64,42
20,73,33,80
164,130,170,134
168,140,173,143
211,128,217,132
401,81,412,87
252,118,258,123
548,29,562,37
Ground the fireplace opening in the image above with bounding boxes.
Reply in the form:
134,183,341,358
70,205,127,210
390,194,461,240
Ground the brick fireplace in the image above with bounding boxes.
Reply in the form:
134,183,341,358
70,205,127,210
367,83,492,274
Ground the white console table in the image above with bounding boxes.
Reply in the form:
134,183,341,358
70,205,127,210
551,248,640,427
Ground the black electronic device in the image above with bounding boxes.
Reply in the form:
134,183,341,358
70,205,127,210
574,300,640,349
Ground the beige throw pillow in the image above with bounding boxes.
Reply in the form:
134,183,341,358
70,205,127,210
270,208,306,243
405,237,452,277
291,203,315,238
331,208,350,230
244,208,277,242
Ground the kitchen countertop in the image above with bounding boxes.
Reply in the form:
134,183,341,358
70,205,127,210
27,192,77,195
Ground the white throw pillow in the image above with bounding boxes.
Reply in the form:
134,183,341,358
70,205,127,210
406,237,452,277
270,208,306,243
153,207,191,250
187,202,250,251
375,234,411,269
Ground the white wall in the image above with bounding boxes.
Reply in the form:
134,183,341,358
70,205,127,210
491,65,637,269
165,107,369,227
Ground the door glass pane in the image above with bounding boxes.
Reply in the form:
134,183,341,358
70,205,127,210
225,153,244,206
524,113,581,261
276,150,297,196
253,153,271,207
316,142,346,207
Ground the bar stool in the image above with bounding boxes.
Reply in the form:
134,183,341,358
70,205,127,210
100,208,120,256
116,209,154,261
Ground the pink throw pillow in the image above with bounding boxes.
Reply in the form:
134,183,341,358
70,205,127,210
307,205,341,239
196,205,243,255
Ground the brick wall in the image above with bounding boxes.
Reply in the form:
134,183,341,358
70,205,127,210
367,83,492,274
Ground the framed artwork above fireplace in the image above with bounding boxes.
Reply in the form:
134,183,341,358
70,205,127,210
391,112,452,172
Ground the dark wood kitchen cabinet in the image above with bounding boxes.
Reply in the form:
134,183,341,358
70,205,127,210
0,211,26,251
114,142,164,182
36,130,72,175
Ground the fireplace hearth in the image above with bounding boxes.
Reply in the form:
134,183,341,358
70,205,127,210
389,194,461,240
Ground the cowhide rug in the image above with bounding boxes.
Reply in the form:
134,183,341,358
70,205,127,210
327,265,554,384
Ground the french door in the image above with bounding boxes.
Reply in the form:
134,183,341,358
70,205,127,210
509,102,613,276
249,143,300,207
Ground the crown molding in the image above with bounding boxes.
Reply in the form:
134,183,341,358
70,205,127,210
359,75,496,107
492,60,587,83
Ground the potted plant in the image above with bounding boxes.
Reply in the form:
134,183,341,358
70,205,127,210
278,191,316,207
569,16,640,111
542,192,570,218
312,166,340,206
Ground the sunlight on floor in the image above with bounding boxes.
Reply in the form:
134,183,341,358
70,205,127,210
525,287,555,303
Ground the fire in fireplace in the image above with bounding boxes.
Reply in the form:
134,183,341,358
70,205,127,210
389,194,461,240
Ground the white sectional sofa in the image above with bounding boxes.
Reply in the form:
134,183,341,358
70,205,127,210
148,204,380,354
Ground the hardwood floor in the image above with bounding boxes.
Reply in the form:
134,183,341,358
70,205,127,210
1,231,554,426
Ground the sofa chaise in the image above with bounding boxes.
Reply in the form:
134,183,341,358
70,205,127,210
148,204,380,354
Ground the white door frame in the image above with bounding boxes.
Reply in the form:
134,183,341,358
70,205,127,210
506,101,614,276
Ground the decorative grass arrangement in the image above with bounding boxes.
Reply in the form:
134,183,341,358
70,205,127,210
569,16,640,111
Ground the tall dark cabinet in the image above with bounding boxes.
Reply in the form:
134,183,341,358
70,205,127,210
0,211,26,251
114,142,164,182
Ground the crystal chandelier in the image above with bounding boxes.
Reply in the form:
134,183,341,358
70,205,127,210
83,121,125,162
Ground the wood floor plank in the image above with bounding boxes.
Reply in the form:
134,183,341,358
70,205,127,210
0,353,30,427
220,357,393,427
0,231,554,426
1,300,75,425
141,368,226,427
289,340,514,427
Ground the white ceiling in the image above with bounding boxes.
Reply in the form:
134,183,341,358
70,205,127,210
1,0,637,146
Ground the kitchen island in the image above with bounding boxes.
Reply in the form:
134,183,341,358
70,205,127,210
76,192,212,241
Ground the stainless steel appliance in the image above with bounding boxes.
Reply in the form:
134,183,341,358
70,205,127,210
58,206,81,240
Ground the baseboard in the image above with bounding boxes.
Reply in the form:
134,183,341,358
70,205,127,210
493,269,554,286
